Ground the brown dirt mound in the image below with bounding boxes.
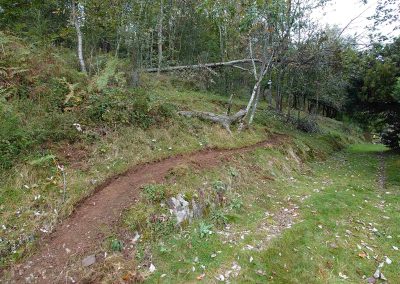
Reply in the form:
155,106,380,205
4,135,286,283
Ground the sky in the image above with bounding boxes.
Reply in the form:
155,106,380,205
314,0,400,45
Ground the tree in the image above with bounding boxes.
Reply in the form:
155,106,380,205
71,0,86,73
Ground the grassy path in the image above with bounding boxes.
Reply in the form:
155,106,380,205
145,144,400,283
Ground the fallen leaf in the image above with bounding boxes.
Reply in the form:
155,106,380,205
196,273,205,280
358,252,367,258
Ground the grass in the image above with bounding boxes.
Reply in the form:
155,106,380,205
95,142,399,283
0,64,362,270
0,31,366,275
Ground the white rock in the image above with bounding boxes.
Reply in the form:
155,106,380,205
82,255,96,267
385,256,392,265
149,263,156,273
131,232,140,244
339,272,348,279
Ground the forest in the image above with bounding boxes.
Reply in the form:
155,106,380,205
0,0,400,283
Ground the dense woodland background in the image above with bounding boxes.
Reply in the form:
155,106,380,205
1,0,400,170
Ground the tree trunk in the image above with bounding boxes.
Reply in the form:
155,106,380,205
157,0,164,75
287,93,292,120
226,93,235,115
275,80,280,111
71,1,86,73
248,85,261,125
145,59,262,72
219,25,225,61
178,109,246,134
241,52,274,128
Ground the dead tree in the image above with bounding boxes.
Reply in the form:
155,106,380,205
145,59,262,73
178,109,247,134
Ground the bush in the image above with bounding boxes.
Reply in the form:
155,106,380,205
142,184,166,203
0,100,30,169
30,111,82,143
110,239,124,252
155,102,177,120
87,88,155,128
297,117,320,133
381,123,400,149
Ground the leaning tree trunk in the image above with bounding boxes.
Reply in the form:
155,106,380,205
145,59,261,73
71,1,86,73
240,51,275,129
248,84,261,125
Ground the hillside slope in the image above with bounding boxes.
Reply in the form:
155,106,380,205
0,33,368,283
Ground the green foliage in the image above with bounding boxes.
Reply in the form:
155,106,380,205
0,100,30,169
110,239,124,252
296,117,320,133
91,58,126,90
29,155,56,166
199,222,213,238
210,209,228,226
142,184,166,203
228,167,239,177
212,180,227,194
392,77,400,103
146,216,175,239
381,123,400,149
155,102,177,119
86,88,174,129
229,196,243,211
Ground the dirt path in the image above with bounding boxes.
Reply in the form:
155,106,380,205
5,135,285,283
377,152,386,190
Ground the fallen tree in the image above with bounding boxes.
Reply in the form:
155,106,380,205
145,59,261,73
178,109,247,134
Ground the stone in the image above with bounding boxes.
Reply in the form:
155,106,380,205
82,255,96,267
167,194,193,225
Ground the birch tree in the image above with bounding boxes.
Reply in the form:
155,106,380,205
71,0,86,73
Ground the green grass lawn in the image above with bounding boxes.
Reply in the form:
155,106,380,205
130,144,399,283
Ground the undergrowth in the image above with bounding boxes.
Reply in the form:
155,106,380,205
0,32,362,273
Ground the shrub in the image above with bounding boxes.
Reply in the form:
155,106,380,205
229,196,243,211
155,102,177,120
381,123,400,149
297,117,320,133
199,222,213,238
0,100,30,169
142,184,166,203
86,88,155,128
110,239,124,252
211,209,228,227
